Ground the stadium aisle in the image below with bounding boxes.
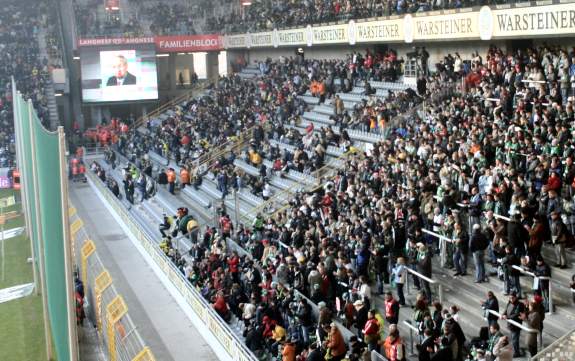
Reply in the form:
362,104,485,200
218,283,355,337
69,182,218,361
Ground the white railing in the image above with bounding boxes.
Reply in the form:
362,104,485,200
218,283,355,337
485,309,543,352
422,228,454,268
512,265,553,315
402,320,419,356
404,266,443,304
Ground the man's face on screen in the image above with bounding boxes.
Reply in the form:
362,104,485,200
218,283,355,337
113,57,128,78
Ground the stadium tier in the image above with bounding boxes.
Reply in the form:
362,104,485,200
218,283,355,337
4,1,575,361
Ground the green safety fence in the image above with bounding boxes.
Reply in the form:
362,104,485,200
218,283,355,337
13,80,76,361
31,108,71,361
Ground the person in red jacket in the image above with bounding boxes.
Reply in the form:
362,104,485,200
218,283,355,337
384,291,400,325
213,291,230,322
362,310,380,352
262,315,277,339
227,251,240,284
547,172,561,192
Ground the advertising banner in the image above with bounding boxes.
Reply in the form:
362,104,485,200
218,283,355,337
224,34,248,49
276,28,307,47
78,3,575,49
311,23,349,45
155,34,223,52
491,3,575,39
78,37,155,47
410,9,479,41
354,17,404,43
248,32,274,48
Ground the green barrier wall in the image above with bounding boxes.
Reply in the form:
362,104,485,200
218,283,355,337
31,110,70,361
13,87,74,361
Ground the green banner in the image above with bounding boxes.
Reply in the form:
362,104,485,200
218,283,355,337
31,109,71,361
15,93,40,270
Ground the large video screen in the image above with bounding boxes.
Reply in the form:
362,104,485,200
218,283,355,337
80,47,158,103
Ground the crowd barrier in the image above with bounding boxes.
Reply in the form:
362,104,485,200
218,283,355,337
485,309,543,352
428,195,569,315
69,204,155,361
402,320,420,357
84,166,258,361
404,267,444,304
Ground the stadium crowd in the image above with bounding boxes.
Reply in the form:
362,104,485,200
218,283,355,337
89,41,575,361
0,0,62,168
138,2,197,35
74,0,144,37
205,0,526,34
74,0,530,37
114,51,416,200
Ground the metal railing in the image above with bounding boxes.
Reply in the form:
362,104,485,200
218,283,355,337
133,83,206,129
484,309,543,352
69,204,155,361
238,149,354,225
512,265,553,315
404,267,444,304
190,122,261,175
422,228,455,268
262,149,358,223
402,320,419,357
84,167,258,361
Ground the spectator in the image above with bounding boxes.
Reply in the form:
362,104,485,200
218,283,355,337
362,309,380,352
485,322,503,359
502,293,525,357
324,323,346,361
384,291,400,326
521,301,542,357
392,257,407,305
481,291,499,327
470,223,489,283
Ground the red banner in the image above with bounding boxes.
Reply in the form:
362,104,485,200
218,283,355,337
155,35,223,53
78,37,155,47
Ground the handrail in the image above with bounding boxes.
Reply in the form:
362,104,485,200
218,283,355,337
522,79,548,84
191,123,259,173
402,320,418,356
240,149,353,225
487,308,544,352
85,168,258,361
512,265,553,314
404,267,443,303
511,265,550,280
133,83,205,129
402,319,418,332
485,309,539,332
492,213,511,222
422,228,454,268
485,309,544,352
405,267,437,285
421,229,453,243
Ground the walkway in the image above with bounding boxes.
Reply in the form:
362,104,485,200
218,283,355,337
69,181,218,361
